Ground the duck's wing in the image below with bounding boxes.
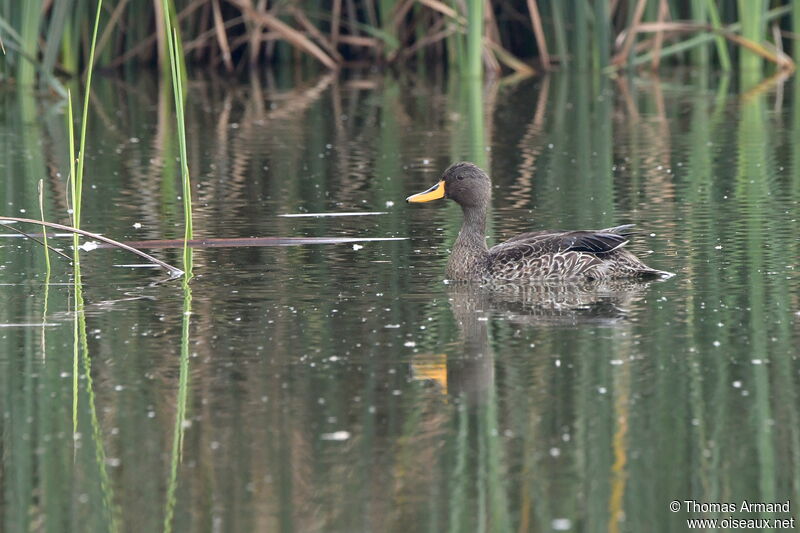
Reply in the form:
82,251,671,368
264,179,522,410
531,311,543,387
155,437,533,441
490,225,635,256
486,225,636,279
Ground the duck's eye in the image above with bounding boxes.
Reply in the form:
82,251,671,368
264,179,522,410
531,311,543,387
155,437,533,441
457,175,464,181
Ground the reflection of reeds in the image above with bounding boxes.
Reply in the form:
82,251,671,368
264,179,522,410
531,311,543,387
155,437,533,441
4,1,800,84
164,272,193,533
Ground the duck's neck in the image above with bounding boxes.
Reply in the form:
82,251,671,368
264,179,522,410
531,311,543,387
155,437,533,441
446,204,489,280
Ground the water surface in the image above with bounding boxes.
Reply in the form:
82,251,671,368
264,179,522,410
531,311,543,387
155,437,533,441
1,70,799,532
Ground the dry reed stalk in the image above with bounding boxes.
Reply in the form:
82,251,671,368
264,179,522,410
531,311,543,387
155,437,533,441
526,0,550,69
338,35,380,48
484,38,535,76
228,0,338,69
484,0,502,44
112,0,208,68
482,1,504,76
398,15,450,60
212,0,234,71
248,0,268,65
183,16,244,53
331,0,342,47
634,21,795,70
419,0,465,25
651,0,668,70
613,0,648,65
344,0,358,36
95,0,132,60
391,0,416,32
291,7,344,62
153,0,167,67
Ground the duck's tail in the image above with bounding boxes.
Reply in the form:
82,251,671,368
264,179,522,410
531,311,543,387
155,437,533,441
639,268,675,279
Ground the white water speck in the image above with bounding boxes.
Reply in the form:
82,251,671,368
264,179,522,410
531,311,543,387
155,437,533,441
549,447,561,457
732,381,742,388
751,359,763,365
552,518,572,531
598,386,607,394
80,241,99,251
352,244,363,251
404,341,416,347
385,200,394,207
321,431,351,441
133,222,142,229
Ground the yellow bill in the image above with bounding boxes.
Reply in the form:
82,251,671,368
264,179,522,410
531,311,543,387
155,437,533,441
406,180,445,203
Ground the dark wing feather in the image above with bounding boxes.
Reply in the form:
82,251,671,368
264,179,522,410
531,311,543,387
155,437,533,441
491,225,635,256
483,224,668,280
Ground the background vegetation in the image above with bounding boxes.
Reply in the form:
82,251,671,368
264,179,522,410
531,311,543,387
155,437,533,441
2,0,800,90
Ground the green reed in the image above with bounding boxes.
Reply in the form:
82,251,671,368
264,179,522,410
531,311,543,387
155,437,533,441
68,0,103,437
161,3,194,529
64,2,118,529
738,0,767,72
161,0,193,263
465,0,483,78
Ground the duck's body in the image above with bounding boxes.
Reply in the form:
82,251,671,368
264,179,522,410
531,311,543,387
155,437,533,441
407,162,672,282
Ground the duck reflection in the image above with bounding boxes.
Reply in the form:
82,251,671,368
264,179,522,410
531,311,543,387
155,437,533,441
408,280,653,530
413,279,654,403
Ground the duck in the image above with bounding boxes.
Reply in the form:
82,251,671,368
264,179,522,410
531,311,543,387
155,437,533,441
406,162,673,281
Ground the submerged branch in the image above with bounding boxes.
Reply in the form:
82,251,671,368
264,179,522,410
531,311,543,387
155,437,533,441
0,216,184,277
0,222,72,261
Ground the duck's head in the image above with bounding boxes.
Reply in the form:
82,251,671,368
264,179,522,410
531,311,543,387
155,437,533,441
406,162,491,208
